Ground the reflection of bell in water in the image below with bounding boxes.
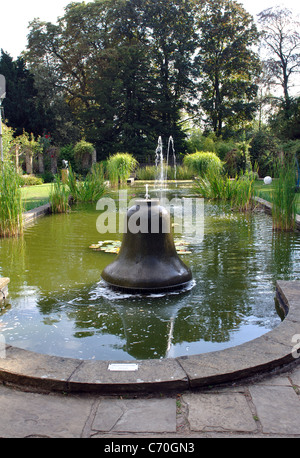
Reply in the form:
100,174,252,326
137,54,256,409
101,199,192,293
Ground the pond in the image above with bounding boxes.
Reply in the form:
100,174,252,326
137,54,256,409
0,182,299,361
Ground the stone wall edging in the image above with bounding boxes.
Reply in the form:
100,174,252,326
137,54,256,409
0,280,299,394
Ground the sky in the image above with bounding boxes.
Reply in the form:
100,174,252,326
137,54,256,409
0,0,300,59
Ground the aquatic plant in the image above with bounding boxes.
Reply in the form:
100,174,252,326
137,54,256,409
67,163,106,202
0,162,23,237
230,174,255,212
194,168,255,211
272,161,297,231
49,175,70,213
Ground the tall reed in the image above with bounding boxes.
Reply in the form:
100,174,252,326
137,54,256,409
67,163,106,202
272,161,297,231
49,175,70,213
194,168,255,211
230,175,255,212
0,162,23,237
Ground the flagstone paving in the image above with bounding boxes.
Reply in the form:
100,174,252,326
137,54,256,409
0,361,299,438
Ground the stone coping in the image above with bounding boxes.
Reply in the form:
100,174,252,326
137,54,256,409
0,280,299,394
0,199,298,393
23,203,51,226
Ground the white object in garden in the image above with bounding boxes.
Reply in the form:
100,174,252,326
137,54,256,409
264,176,272,185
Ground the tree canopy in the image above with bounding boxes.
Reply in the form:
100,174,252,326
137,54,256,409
258,6,300,109
3,0,297,162
195,0,261,137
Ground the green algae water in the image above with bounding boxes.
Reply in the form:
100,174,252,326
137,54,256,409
0,183,299,360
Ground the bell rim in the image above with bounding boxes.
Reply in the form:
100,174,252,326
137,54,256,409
101,278,194,294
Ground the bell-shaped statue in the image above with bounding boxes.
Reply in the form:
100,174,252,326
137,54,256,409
101,199,192,293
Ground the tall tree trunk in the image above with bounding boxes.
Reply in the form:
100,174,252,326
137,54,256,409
25,151,33,174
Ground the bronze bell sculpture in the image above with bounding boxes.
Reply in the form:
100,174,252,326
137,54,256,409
101,199,192,293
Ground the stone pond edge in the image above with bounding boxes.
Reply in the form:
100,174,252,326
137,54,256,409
0,280,299,394
0,197,299,394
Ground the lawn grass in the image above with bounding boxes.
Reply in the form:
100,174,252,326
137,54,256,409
253,181,274,196
19,180,300,214
21,183,52,211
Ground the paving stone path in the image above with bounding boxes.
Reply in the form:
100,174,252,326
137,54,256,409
0,361,299,439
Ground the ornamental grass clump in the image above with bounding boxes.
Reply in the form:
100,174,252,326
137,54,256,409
0,162,23,237
272,161,297,231
183,151,222,177
107,153,138,187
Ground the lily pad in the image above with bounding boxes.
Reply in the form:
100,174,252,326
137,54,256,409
90,239,122,253
90,239,192,255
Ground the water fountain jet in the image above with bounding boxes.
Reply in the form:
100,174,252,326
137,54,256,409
101,137,192,293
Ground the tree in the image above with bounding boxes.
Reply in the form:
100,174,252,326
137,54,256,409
142,0,198,149
258,7,300,111
194,0,261,137
250,128,279,176
269,97,300,140
26,1,153,158
79,0,159,160
25,0,198,159
0,50,40,136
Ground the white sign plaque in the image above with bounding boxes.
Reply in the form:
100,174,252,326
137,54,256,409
108,363,139,372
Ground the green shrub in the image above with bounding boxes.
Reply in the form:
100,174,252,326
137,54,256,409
107,153,138,187
183,151,222,177
135,164,193,181
74,140,95,172
224,141,252,177
41,171,55,183
74,140,94,160
19,174,44,186
59,144,76,171
175,165,194,180
215,140,237,161
185,129,216,154
0,162,23,237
